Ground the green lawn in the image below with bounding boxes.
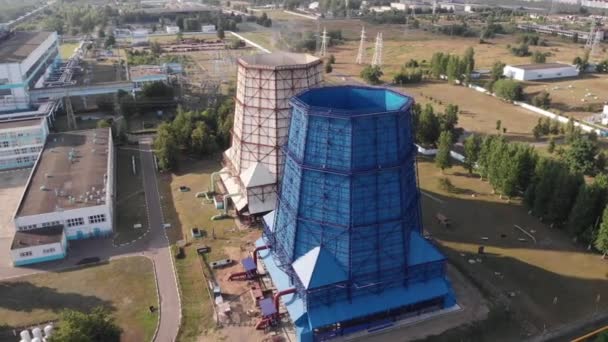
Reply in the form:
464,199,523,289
114,148,149,245
158,155,246,341
0,257,158,342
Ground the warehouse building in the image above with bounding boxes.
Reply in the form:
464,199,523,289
257,86,456,342
503,63,579,81
11,128,115,266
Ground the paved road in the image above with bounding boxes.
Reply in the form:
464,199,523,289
139,137,181,342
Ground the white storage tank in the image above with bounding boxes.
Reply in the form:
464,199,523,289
44,324,53,337
32,327,43,339
20,330,31,342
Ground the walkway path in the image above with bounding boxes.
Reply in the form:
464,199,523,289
139,137,181,342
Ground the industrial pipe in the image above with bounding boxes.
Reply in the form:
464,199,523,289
253,245,270,267
273,288,297,314
207,171,230,195
211,193,240,220
255,317,271,330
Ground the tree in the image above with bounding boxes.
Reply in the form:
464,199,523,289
463,134,481,173
217,28,225,40
531,51,547,63
487,61,506,90
548,137,556,153
329,54,336,64
446,55,462,84
360,65,383,85
325,62,333,73
436,130,453,172
564,136,598,175
416,104,441,146
496,120,502,132
573,50,590,71
493,79,523,101
567,183,605,237
154,123,179,171
176,31,183,42
142,82,174,99
462,47,475,75
595,205,608,256
98,28,106,38
439,104,459,133
531,91,551,109
190,121,216,156
150,41,163,55
104,34,115,49
49,307,121,342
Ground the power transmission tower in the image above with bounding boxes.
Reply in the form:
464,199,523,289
432,0,437,15
319,27,328,57
585,20,602,62
356,26,366,64
371,32,383,67
345,0,350,19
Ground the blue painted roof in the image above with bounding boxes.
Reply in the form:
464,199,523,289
259,297,277,317
263,211,275,232
292,246,348,289
242,256,256,272
408,231,445,266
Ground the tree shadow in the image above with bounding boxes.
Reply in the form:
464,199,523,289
418,186,608,335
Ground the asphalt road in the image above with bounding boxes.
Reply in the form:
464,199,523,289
139,137,181,342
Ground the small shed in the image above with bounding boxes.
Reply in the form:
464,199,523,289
503,63,579,81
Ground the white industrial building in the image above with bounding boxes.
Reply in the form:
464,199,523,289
0,30,60,112
0,117,48,170
11,128,115,266
220,52,322,216
503,63,579,81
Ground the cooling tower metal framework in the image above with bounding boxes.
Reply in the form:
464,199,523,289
258,86,456,342
221,52,323,215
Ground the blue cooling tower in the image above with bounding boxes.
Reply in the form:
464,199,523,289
258,86,456,342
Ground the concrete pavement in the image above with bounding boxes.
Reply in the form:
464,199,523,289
139,138,181,342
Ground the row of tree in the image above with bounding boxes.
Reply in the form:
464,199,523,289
456,134,608,253
411,103,460,147
429,47,476,84
154,99,234,170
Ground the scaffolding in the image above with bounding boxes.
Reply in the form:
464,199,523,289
222,52,323,215
262,86,456,341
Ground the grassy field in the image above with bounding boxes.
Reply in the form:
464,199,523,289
114,148,149,245
522,74,608,121
396,82,542,141
0,257,158,342
158,155,245,341
59,43,79,60
417,157,608,336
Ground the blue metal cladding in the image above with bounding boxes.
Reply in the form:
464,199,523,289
267,86,453,329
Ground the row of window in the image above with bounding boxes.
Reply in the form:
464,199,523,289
89,214,106,224
19,248,56,258
1,138,44,148
66,217,85,227
15,156,34,164
20,214,107,230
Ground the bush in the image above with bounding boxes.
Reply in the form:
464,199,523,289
393,68,423,85
493,79,523,101
360,65,383,85
510,43,531,57
438,177,456,193
531,91,551,109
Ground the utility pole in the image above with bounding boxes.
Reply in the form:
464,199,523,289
319,27,328,57
371,32,383,67
355,26,366,64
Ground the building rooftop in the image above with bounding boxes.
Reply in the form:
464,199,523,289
16,128,111,217
0,31,54,64
130,65,167,82
511,63,574,70
239,52,320,69
11,225,63,249
0,117,44,131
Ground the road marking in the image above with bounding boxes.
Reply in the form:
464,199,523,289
514,224,537,244
421,191,445,204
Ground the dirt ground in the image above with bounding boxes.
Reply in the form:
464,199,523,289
416,157,608,336
522,74,608,122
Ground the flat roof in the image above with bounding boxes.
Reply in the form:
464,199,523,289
239,52,320,69
0,117,44,131
0,31,54,64
130,65,167,80
11,225,63,249
510,63,574,70
16,128,110,217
